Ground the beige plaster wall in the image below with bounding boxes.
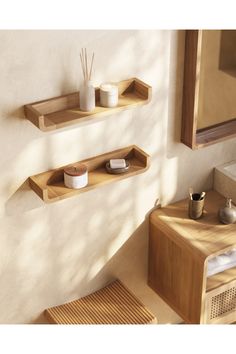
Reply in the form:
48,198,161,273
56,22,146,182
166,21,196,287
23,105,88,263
0,30,236,324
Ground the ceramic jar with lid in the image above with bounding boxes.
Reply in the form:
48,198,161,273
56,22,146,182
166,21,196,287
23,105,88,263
100,83,118,108
64,164,88,189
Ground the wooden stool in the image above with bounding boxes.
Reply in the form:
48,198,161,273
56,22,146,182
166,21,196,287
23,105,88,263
45,279,157,324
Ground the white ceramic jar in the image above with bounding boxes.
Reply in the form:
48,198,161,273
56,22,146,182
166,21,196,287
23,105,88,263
64,164,88,189
100,83,118,108
80,80,95,112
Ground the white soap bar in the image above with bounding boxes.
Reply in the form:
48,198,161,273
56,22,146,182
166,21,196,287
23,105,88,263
110,159,126,169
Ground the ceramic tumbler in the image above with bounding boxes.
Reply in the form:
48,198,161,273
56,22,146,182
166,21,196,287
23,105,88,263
188,193,205,220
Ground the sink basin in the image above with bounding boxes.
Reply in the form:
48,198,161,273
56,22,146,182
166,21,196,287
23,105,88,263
224,163,236,177
214,160,236,204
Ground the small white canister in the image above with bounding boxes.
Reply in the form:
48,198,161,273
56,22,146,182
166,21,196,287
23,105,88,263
100,83,118,108
64,164,88,189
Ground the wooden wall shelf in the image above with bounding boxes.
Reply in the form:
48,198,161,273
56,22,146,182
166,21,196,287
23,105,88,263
29,145,150,203
24,78,151,132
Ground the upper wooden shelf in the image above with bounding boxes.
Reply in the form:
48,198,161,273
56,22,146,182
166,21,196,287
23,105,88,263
24,78,152,132
29,145,150,203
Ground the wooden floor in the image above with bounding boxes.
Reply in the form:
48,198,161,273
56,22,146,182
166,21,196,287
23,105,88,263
45,279,157,325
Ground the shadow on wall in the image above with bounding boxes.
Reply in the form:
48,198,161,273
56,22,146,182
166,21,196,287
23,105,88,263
31,214,182,325
1,171,162,324
31,220,150,324
0,30,177,324
5,180,43,216
4,30,168,215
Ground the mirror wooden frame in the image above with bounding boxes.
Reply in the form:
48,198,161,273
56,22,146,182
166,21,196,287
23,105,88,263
181,30,236,150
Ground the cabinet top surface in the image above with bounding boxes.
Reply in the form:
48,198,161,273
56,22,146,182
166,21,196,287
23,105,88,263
150,190,236,259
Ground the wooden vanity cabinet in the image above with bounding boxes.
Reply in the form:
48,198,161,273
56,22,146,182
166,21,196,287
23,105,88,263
148,190,236,324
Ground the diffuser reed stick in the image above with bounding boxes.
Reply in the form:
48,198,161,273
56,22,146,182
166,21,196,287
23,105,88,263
80,53,86,80
80,48,95,82
89,52,94,81
79,48,96,112
85,48,88,81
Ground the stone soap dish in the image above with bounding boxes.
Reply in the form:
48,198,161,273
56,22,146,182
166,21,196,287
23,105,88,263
105,161,130,174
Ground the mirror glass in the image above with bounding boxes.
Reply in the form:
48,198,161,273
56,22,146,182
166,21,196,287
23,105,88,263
181,30,236,149
197,30,236,130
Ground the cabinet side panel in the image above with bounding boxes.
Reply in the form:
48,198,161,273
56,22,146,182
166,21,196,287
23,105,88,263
148,222,204,323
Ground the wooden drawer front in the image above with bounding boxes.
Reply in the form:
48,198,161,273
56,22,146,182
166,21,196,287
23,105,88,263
205,279,236,324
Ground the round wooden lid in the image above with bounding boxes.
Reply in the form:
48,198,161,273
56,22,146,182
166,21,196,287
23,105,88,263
64,163,87,176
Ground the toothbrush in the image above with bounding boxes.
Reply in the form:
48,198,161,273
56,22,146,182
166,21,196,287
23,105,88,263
189,187,193,200
200,192,206,200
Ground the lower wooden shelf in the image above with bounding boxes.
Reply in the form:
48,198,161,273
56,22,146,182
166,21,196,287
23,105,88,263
29,145,150,203
206,266,236,292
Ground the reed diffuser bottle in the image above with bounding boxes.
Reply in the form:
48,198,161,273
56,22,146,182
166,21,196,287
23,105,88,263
79,48,95,112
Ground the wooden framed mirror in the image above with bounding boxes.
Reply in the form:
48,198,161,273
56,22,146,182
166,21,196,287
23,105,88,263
181,30,236,149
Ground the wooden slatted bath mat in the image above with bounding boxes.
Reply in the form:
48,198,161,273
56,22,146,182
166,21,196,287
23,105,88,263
45,279,157,324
